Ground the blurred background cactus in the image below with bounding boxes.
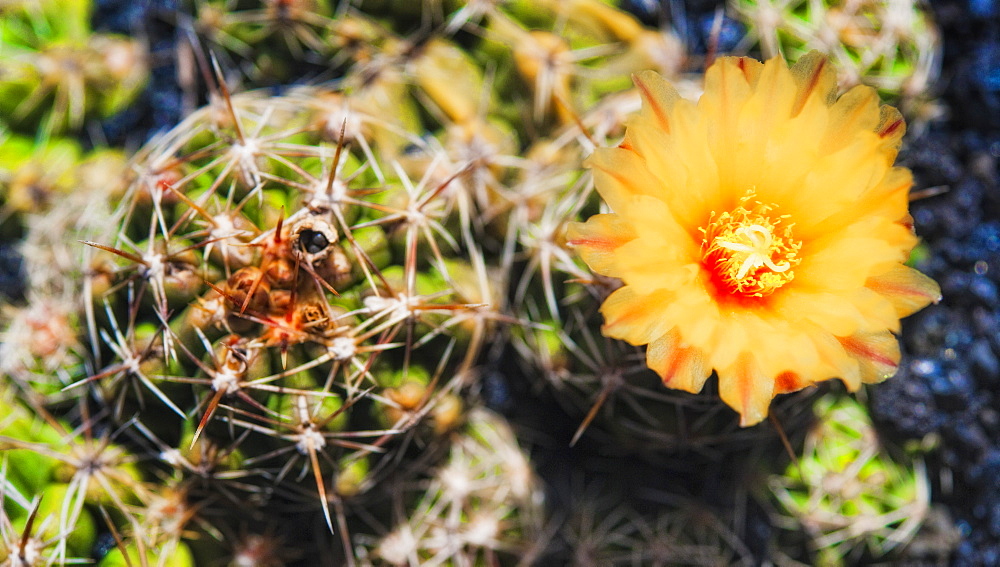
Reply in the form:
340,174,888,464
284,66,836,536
768,396,930,565
0,0,147,137
729,0,942,119
1,0,991,564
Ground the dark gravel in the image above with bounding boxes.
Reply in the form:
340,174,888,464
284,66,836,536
869,1,1000,564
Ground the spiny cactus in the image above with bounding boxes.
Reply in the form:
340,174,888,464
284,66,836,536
73,59,504,550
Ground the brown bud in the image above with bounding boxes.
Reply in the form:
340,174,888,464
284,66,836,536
265,258,296,288
296,300,329,333
227,267,270,313
269,289,293,312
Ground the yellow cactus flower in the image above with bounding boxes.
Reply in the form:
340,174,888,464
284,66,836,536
567,53,941,426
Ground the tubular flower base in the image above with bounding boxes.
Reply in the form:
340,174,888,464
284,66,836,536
568,53,941,426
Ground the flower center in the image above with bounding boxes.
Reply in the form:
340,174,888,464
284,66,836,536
700,191,801,297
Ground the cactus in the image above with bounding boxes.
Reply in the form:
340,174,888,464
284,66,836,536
65,56,507,558
768,396,930,565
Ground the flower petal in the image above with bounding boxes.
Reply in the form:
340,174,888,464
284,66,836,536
623,99,723,228
821,84,881,155
613,236,700,294
866,263,943,317
718,352,774,427
838,331,901,384
610,195,701,293
566,213,637,276
875,105,906,162
774,290,871,337
787,133,893,224
699,57,764,192
646,329,710,393
811,330,862,390
585,145,666,213
795,217,917,293
801,166,913,241
789,51,838,115
632,69,682,134
600,285,675,346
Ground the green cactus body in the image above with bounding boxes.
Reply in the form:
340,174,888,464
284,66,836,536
98,539,195,567
0,0,147,135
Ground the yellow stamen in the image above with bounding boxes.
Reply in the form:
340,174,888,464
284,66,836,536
701,191,801,297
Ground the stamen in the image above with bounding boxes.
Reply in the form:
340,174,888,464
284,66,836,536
701,192,801,297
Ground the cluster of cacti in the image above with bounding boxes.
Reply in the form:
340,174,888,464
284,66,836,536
1,0,945,564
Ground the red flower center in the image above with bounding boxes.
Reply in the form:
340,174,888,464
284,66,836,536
700,191,801,299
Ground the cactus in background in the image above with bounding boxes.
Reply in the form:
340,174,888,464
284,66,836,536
0,135,129,235
730,0,940,110
768,396,930,565
0,136,128,401
551,469,760,566
0,0,148,137
0,397,147,567
183,0,339,84
357,407,544,566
